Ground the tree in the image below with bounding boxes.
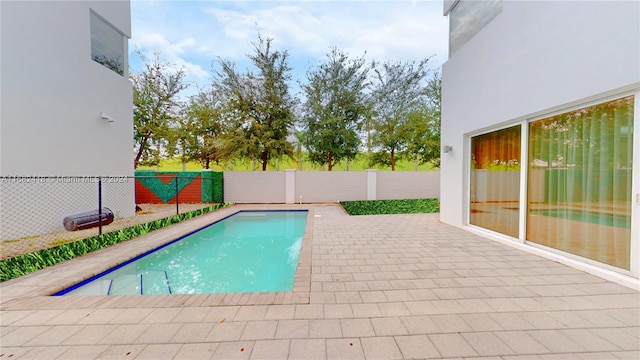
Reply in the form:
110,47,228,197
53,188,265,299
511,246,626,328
215,34,296,171
301,47,370,171
369,58,432,170
404,71,441,168
175,89,228,169
132,53,188,168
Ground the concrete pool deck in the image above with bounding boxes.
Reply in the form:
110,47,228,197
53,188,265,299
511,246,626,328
1,204,638,359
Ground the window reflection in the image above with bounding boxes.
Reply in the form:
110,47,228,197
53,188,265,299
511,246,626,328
470,125,521,238
90,12,125,76
527,96,634,269
449,0,503,55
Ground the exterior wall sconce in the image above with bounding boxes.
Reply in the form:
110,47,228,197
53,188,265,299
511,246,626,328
442,145,453,154
100,111,115,123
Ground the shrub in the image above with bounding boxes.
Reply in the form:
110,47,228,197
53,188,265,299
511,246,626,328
340,198,439,216
0,203,233,282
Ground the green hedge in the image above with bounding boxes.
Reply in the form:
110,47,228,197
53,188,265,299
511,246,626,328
0,203,233,282
340,198,439,216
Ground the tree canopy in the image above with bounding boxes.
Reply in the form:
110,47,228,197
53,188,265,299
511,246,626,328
369,58,432,170
213,34,296,171
301,48,370,171
131,34,442,171
132,53,188,168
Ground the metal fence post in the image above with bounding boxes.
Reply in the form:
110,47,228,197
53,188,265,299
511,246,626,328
98,176,103,236
175,176,179,215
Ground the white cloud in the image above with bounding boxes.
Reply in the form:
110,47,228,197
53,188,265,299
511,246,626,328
130,0,449,92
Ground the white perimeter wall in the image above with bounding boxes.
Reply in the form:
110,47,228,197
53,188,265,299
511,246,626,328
440,0,640,227
0,1,135,239
296,172,367,203
224,171,440,204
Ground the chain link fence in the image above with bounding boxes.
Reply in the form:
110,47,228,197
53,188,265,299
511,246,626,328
0,176,221,260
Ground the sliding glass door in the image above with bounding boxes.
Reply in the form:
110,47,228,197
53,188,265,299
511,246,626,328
470,125,521,238
469,95,634,270
527,96,634,269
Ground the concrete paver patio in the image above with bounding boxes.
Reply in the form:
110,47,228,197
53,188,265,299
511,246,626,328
1,204,638,359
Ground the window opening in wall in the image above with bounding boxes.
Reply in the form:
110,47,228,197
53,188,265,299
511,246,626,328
90,11,125,76
449,0,503,55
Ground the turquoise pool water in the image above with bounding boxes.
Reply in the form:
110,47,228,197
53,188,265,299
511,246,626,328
532,209,629,229
56,210,308,296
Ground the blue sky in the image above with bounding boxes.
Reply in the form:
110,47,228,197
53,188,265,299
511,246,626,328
129,0,450,97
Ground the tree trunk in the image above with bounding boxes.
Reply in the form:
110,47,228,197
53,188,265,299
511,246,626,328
327,153,333,171
205,159,210,170
261,151,268,171
346,158,349,171
133,131,152,169
415,155,419,171
391,149,396,171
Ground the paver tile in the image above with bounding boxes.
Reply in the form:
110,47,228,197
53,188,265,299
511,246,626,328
134,343,182,359
264,305,296,320
1,325,51,346
240,320,278,340
289,338,326,360
360,336,403,360
204,321,247,342
295,304,324,319
428,333,478,358
212,341,253,360
275,319,309,339
95,344,147,359
494,330,550,354
377,301,411,316
560,329,620,351
394,334,441,359
57,345,110,359
326,338,365,360
323,304,353,319
173,343,219,359
527,329,586,353
234,305,268,321
23,324,83,346
590,328,640,350
371,317,408,336
340,318,375,337
134,323,183,344
171,323,214,343
250,339,290,359
462,331,516,356
309,319,341,338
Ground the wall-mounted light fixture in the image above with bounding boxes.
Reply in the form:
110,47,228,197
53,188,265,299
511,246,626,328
442,145,453,154
100,111,115,123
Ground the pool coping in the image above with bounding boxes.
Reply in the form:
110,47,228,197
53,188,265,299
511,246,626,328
0,204,316,309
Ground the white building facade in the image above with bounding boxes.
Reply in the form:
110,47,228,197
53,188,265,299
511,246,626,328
1,1,135,239
440,0,639,286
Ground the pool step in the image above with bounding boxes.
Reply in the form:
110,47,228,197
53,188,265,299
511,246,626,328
109,274,141,295
140,270,171,295
67,279,112,296
106,271,171,295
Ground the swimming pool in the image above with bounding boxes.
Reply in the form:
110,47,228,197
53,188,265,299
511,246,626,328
55,210,308,296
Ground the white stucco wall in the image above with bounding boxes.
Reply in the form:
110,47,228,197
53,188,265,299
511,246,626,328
223,171,440,204
0,1,135,238
0,0,133,176
440,0,640,227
